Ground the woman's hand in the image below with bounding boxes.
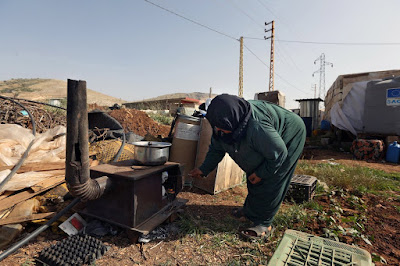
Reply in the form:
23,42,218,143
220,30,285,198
248,173,262,184
189,168,204,179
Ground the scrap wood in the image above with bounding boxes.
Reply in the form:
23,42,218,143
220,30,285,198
0,170,65,194
0,212,55,226
30,171,65,192
0,209,12,220
0,175,65,212
0,162,65,174
0,191,14,200
0,98,66,133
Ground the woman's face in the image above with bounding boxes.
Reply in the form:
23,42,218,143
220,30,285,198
214,126,234,143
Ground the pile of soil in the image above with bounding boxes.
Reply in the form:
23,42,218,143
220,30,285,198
109,109,170,137
88,103,108,111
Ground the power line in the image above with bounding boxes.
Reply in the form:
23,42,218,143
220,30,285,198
276,43,304,73
255,0,297,37
144,0,308,95
243,44,308,94
143,0,238,41
243,37,400,46
243,36,265,40
226,0,264,29
255,0,278,19
277,39,400,46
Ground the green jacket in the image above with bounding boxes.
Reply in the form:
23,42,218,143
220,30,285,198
199,100,306,226
199,100,304,180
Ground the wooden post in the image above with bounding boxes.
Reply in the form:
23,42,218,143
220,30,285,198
65,79,90,186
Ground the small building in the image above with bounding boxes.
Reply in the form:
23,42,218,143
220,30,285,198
123,97,200,114
295,98,323,135
254,90,285,107
48,98,63,107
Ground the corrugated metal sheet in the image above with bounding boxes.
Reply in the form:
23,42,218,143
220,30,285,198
296,98,322,130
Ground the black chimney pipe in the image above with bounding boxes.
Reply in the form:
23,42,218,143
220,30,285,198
65,79,110,201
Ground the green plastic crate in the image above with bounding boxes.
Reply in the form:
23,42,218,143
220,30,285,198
268,230,373,266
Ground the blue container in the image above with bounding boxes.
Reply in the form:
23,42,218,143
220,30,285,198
321,120,331,131
386,141,400,163
301,117,312,137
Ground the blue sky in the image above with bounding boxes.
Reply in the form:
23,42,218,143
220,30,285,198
1,0,400,109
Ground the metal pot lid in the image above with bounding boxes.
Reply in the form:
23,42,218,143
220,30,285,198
131,141,172,148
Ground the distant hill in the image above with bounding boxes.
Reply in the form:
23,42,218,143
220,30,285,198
0,78,126,106
145,92,216,102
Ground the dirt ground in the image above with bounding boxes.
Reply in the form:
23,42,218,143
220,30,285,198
1,150,399,265
109,109,170,137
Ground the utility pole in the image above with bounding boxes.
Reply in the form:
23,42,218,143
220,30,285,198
312,53,333,98
209,87,212,98
311,84,317,98
238,36,244,97
265,21,275,92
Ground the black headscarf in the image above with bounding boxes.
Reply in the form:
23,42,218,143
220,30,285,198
206,94,252,144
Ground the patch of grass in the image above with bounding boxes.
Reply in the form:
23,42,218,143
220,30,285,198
0,87,35,93
368,168,400,181
273,204,310,231
0,78,49,94
21,258,35,266
44,104,67,116
211,232,240,248
296,161,400,193
227,246,268,265
302,200,324,212
149,112,173,125
177,213,208,237
177,213,240,239
395,205,400,214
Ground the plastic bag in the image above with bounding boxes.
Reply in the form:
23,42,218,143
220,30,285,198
0,124,66,166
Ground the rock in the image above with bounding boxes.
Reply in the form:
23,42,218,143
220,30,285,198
318,181,329,192
0,224,23,249
0,198,41,249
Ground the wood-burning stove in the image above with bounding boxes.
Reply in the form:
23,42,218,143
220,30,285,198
81,160,186,234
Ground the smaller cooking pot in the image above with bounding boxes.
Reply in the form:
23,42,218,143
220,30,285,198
132,141,172,166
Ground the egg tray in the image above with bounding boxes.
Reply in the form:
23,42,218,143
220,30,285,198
36,234,110,266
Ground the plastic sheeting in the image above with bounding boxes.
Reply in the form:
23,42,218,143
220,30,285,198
0,124,66,166
0,124,66,194
0,170,60,193
330,81,368,136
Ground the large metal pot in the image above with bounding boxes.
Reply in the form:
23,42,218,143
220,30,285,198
132,141,172,166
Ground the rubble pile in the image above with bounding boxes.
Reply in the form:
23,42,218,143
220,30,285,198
0,99,66,133
109,108,171,137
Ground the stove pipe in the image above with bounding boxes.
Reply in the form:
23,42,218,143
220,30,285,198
65,79,110,201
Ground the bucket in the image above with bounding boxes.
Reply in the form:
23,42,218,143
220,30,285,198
321,120,331,131
386,141,400,163
169,115,201,186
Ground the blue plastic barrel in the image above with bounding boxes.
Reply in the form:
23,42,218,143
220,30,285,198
321,120,331,131
301,117,312,137
386,141,400,163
